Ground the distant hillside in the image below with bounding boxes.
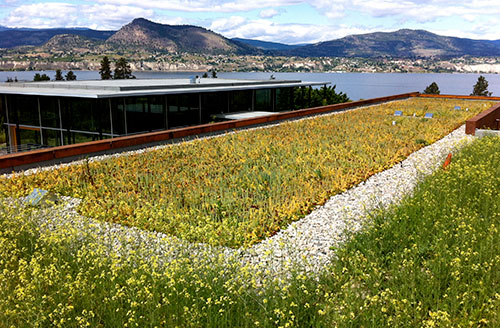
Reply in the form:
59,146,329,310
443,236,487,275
288,29,500,58
232,38,308,51
107,18,256,55
0,28,114,48
41,34,104,52
3,21,500,59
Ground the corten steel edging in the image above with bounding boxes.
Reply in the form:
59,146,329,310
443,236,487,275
418,94,500,101
0,92,420,171
465,102,500,135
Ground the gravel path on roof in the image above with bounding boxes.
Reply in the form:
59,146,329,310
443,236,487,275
9,124,475,278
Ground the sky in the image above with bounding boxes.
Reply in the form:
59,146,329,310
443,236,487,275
1,0,500,44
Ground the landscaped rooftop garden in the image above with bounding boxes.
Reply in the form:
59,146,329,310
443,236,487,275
0,97,495,247
1,134,498,327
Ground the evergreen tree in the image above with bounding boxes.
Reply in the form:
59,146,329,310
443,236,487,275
211,69,217,78
65,71,77,81
99,56,112,80
423,82,440,95
33,73,50,81
54,69,64,81
202,72,208,78
298,86,349,109
471,75,492,96
113,57,134,79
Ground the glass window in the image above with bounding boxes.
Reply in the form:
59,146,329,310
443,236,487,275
276,88,294,112
229,90,252,113
19,128,40,145
110,98,125,135
40,96,60,128
168,95,179,113
95,99,111,135
0,95,5,129
201,92,227,123
61,98,96,132
148,96,166,131
7,95,16,124
0,96,4,125
125,96,165,134
179,95,189,112
0,96,7,146
64,131,96,145
41,128,62,147
9,95,39,126
168,93,200,128
255,89,272,111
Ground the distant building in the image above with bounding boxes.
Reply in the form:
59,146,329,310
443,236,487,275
0,78,326,152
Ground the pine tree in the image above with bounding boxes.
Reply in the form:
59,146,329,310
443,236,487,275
423,82,440,94
302,85,349,108
33,73,50,81
65,71,77,81
113,57,134,79
471,75,492,96
54,69,64,81
99,56,112,80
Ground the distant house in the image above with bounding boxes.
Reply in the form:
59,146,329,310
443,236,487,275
0,78,326,152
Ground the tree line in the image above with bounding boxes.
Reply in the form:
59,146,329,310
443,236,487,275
423,75,493,96
29,70,77,82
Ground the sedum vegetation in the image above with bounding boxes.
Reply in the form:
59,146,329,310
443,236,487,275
0,136,499,327
0,98,495,247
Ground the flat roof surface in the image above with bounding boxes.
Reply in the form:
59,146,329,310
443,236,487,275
0,78,329,99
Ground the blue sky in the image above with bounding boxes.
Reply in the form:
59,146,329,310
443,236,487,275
0,0,499,44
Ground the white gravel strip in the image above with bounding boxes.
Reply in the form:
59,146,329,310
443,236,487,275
6,125,476,279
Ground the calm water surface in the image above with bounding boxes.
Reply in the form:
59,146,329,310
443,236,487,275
1,70,499,100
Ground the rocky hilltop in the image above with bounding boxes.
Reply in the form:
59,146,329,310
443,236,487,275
106,18,254,55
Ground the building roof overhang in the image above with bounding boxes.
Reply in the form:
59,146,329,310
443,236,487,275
0,78,329,99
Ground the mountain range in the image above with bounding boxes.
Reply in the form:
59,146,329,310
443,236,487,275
289,29,500,58
2,18,500,58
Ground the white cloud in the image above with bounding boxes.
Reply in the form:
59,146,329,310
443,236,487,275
1,3,78,28
93,0,302,13
0,2,154,29
210,17,376,44
310,0,500,23
209,16,247,31
82,5,155,30
259,8,282,18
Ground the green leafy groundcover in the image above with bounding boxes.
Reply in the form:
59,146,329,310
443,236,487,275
1,137,499,327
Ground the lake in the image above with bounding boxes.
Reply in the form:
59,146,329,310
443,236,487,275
0,70,498,100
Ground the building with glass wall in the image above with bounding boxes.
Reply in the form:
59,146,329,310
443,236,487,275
0,78,327,152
